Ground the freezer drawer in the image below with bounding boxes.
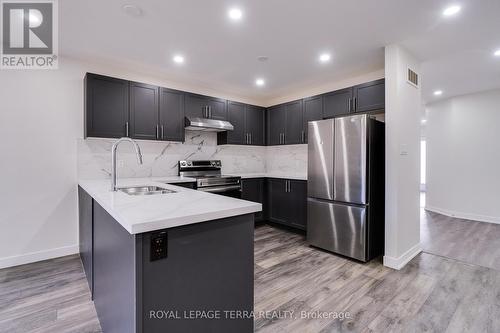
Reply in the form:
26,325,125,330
334,115,367,205
307,119,335,200
307,198,367,261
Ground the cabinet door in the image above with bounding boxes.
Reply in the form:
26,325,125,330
323,88,353,119
207,98,227,121
225,101,246,144
185,93,227,120
285,100,304,145
185,93,208,119
267,178,289,225
303,96,323,144
267,105,286,145
159,88,185,142
245,105,265,146
85,73,129,138
241,178,264,222
288,180,307,230
78,186,93,297
353,79,385,112
129,82,159,140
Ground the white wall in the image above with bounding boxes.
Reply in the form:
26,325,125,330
425,89,500,224
384,45,422,270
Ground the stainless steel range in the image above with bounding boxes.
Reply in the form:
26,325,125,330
178,160,242,198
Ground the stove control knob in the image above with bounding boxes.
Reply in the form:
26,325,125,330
187,161,192,166
180,161,186,166
211,161,216,166
216,161,221,166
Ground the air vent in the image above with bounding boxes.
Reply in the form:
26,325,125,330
407,67,419,88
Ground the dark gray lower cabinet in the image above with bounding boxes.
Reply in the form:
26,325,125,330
79,192,254,333
78,187,93,297
267,178,307,230
288,180,307,230
241,178,264,222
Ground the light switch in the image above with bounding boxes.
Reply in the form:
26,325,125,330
400,144,409,156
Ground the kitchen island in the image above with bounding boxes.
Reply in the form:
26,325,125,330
78,177,261,333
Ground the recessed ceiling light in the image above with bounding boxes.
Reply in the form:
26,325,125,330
442,5,461,17
228,8,243,20
494,49,500,57
319,53,331,63
434,90,443,96
122,4,143,17
255,78,265,87
173,55,184,64
421,119,427,124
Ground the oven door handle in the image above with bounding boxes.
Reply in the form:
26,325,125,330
197,185,242,193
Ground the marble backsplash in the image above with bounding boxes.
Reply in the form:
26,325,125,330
77,131,307,180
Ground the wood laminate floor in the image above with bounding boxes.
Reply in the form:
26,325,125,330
0,255,101,333
421,209,500,271
2,219,500,333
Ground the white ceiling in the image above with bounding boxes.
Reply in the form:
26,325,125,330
59,0,500,106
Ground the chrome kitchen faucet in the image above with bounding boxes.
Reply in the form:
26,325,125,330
111,137,143,191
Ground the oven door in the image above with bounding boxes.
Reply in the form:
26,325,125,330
197,185,242,198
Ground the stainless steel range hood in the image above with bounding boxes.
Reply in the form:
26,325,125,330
184,117,234,132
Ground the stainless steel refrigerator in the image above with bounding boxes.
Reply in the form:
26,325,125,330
307,114,385,262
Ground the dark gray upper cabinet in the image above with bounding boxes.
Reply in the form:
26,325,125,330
159,88,185,142
267,105,286,145
303,95,323,143
284,100,304,145
218,102,265,145
185,93,227,120
85,73,129,138
323,88,353,119
129,81,159,140
225,101,246,144
353,79,385,113
241,178,264,222
245,105,265,146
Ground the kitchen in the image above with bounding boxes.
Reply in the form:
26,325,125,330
2,1,500,333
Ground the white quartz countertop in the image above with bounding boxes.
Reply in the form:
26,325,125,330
78,177,261,234
228,173,307,181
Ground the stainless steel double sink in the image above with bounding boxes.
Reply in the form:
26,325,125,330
118,186,176,196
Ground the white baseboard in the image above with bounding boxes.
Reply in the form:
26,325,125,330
383,243,422,270
0,245,79,269
425,205,500,225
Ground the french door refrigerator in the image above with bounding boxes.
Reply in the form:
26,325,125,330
307,114,385,262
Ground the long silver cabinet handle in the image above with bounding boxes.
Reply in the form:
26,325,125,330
161,125,164,139
125,122,129,137
156,125,159,139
